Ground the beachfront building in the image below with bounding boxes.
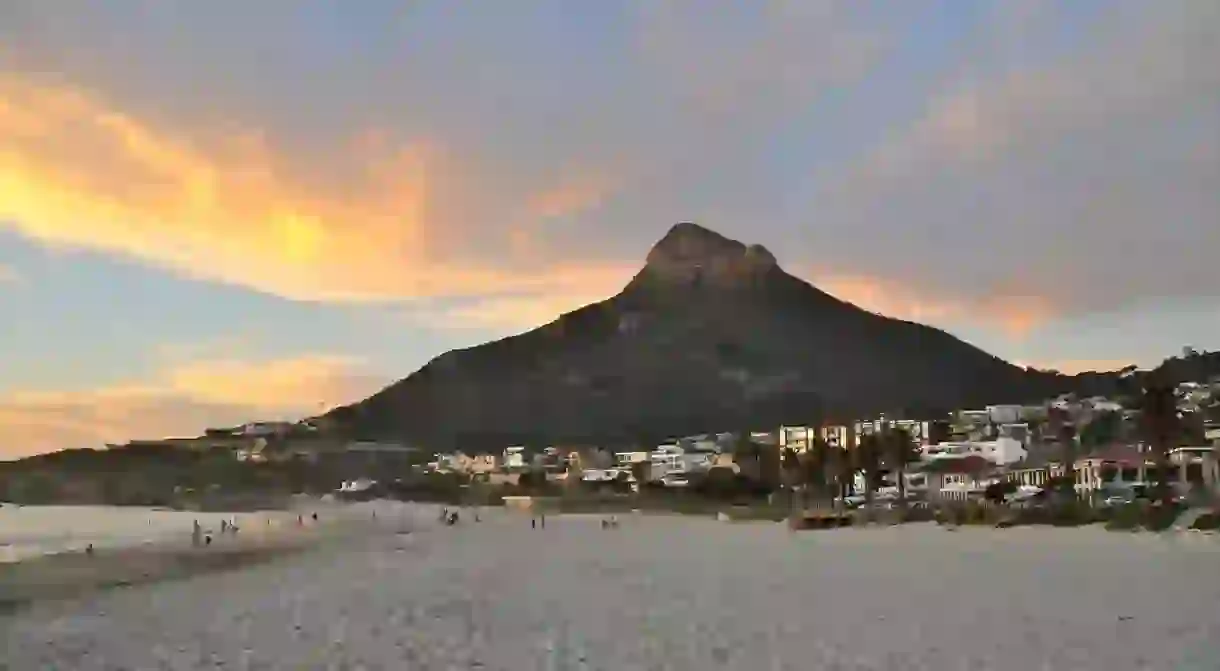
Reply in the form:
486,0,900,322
916,455,997,502
922,437,1026,466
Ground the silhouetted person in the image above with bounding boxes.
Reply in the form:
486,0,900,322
85,543,94,557
311,512,318,522
192,520,202,547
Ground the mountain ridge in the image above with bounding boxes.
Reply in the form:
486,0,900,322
323,224,1196,449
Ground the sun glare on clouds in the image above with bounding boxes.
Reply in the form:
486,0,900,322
0,353,389,459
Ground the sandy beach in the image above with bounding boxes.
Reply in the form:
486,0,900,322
3,506,1219,669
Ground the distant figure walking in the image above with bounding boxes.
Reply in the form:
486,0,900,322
540,513,546,529
220,520,228,534
205,534,213,546
192,520,203,547
297,514,303,526
85,543,94,557
531,518,537,529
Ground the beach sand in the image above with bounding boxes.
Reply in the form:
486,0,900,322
2,508,1219,669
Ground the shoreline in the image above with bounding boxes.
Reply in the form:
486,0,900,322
0,501,423,613
0,528,320,614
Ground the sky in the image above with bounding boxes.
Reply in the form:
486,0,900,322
1,0,1217,458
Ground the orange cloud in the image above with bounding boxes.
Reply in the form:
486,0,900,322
0,74,621,304
524,173,613,220
0,353,388,459
807,272,1055,337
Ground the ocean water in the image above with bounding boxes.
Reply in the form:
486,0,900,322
0,505,291,562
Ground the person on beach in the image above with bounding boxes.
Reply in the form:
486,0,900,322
192,519,202,547
221,520,228,534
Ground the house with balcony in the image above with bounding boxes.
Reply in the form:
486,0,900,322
921,437,1027,466
915,455,998,502
649,443,715,479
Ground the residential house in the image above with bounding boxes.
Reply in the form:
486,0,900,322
922,437,1026,466
820,424,854,450
916,455,997,502
563,446,614,474
613,450,650,468
502,446,528,471
239,422,294,437
649,444,715,479
750,430,780,446
779,426,815,452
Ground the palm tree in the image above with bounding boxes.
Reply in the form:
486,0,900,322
823,442,849,510
1047,407,1079,494
780,447,802,511
855,433,882,520
1141,377,1179,505
801,437,830,508
881,427,919,511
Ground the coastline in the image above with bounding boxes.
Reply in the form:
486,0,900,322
0,533,313,614
0,500,424,613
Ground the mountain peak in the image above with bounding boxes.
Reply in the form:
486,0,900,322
640,222,778,288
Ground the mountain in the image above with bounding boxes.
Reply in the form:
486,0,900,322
323,223,1112,449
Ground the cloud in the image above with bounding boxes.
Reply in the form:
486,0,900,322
813,1,1220,318
806,272,1054,337
0,264,20,285
0,74,634,306
0,353,389,459
0,0,1215,343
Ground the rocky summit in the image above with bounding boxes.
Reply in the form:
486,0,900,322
326,223,1070,449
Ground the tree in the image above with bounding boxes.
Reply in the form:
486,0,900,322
799,438,830,506
780,447,802,510
1141,378,1180,505
880,427,919,511
855,433,882,519
1047,407,1079,490
1079,410,1123,448
825,443,851,503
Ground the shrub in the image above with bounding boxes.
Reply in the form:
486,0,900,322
1189,511,1220,531
1104,501,1185,531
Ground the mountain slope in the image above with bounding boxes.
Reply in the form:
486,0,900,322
328,223,1066,449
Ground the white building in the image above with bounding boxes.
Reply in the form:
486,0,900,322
922,437,1026,466
649,444,714,478
779,426,814,451
614,451,650,467
502,446,527,470
239,421,293,437
986,405,1024,425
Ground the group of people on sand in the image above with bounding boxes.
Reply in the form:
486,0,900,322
192,517,239,547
